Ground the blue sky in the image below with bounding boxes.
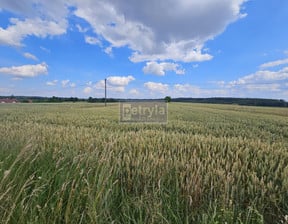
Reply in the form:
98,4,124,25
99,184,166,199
0,0,288,99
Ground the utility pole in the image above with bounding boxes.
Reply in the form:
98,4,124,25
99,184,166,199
104,78,107,107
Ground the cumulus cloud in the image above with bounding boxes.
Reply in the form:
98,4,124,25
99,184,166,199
70,82,76,88
260,58,288,69
0,17,67,46
104,46,113,56
0,62,48,77
110,86,125,92
61,79,76,88
0,87,11,94
212,62,288,97
0,0,68,46
173,83,228,97
244,83,281,92
86,81,93,86
143,61,185,75
140,61,288,98
61,79,70,87
144,82,169,93
23,52,38,61
0,0,68,21
76,24,89,33
130,43,213,63
46,80,58,86
83,86,93,94
94,80,105,89
229,67,288,87
0,0,246,63
85,36,101,45
174,84,201,94
107,75,135,86
94,81,125,92
74,0,246,63
129,88,139,95
94,75,135,93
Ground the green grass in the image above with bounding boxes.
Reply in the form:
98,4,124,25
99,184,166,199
0,102,287,223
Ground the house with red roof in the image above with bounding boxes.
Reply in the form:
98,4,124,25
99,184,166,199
0,98,18,103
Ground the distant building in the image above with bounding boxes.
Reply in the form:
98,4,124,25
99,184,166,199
0,98,18,103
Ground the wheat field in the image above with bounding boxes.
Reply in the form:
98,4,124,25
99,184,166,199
0,102,287,223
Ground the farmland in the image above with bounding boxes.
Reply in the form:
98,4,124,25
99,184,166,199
0,102,288,223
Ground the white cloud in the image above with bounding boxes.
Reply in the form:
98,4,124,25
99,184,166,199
213,62,288,97
73,0,247,63
86,81,93,86
129,88,139,95
61,79,70,87
70,82,76,88
0,17,67,46
104,46,113,56
0,0,246,63
0,62,48,77
174,84,201,94
76,24,89,33
130,43,213,63
0,0,68,46
94,80,105,89
172,83,230,97
110,86,125,92
85,36,101,45
244,83,281,92
94,75,134,93
46,80,58,86
260,58,288,69
107,75,135,86
23,52,38,61
11,77,23,81
229,67,288,87
83,86,93,94
144,82,169,93
143,61,185,76
58,80,76,88
0,87,11,94
40,46,50,53
213,81,226,86
0,0,68,21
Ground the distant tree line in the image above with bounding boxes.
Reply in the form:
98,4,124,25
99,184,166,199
1,96,287,107
87,97,118,103
172,97,288,107
0,96,118,103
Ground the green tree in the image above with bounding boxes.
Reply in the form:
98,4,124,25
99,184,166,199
165,96,171,103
